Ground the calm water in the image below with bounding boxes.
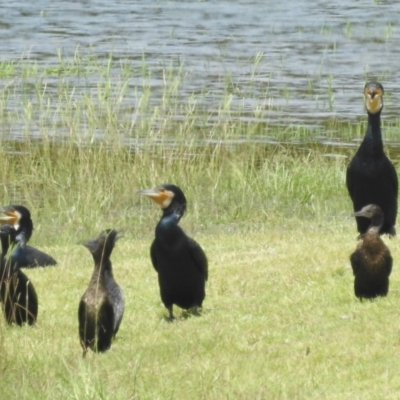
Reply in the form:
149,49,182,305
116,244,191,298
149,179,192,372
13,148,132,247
1,0,400,133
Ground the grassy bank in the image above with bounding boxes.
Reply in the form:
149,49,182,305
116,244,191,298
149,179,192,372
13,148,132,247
0,140,350,244
1,225,400,399
0,135,398,399
0,54,399,399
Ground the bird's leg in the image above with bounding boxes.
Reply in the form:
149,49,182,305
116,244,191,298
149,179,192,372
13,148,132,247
167,306,175,321
191,306,200,316
80,340,88,358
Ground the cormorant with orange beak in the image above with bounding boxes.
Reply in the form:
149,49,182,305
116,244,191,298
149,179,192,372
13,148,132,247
346,82,398,236
138,184,208,320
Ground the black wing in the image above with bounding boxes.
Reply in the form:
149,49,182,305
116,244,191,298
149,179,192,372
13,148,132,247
387,161,398,198
11,245,57,268
2,270,38,325
346,163,355,203
349,250,361,277
187,237,208,281
78,298,114,353
386,253,393,276
96,301,115,352
150,240,158,272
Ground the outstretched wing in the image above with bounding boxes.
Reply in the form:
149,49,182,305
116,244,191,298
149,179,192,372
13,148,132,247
11,245,57,268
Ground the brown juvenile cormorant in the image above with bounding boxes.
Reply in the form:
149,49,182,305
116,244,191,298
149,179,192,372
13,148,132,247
138,184,208,320
0,205,57,268
0,224,38,325
78,229,124,356
346,82,398,236
350,204,392,300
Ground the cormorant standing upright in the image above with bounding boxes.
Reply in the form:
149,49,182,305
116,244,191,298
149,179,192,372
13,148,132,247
0,224,38,325
0,205,57,268
350,204,393,299
78,229,124,356
138,184,208,320
346,82,398,236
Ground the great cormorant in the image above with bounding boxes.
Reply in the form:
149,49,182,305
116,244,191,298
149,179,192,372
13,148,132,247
138,184,208,320
0,225,38,325
78,229,124,356
0,205,57,268
350,204,392,299
346,82,398,236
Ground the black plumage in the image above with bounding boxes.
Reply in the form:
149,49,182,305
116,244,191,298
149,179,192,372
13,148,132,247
346,82,398,236
350,204,392,300
0,225,38,325
0,205,57,268
78,229,124,356
138,184,208,320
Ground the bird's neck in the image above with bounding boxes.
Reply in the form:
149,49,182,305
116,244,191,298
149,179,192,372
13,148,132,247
92,259,113,283
367,226,381,236
156,211,183,242
362,229,386,257
366,217,383,235
97,257,112,270
360,112,383,154
160,204,183,226
16,229,30,247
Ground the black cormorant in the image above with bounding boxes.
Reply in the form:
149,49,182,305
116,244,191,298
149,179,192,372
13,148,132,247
0,225,38,325
350,204,392,299
0,205,57,268
78,229,124,356
346,82,398,236
138,184,208,320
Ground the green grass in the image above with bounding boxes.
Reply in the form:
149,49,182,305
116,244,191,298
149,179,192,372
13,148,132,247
0,53,400,398
0,138,397,399
1,222,400,399
0,141,349,244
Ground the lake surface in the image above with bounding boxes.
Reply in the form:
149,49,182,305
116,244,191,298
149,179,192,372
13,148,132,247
1,0,400,133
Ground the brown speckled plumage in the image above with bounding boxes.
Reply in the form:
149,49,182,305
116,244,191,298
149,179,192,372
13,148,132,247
78,229,124,356
350,204,392,299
